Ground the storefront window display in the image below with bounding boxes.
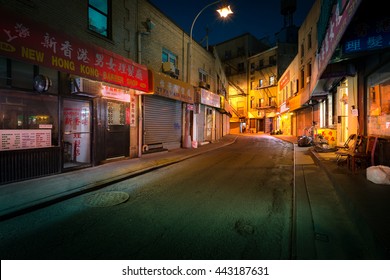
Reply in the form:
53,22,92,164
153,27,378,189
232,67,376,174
368,80,390,136
0,90,59,150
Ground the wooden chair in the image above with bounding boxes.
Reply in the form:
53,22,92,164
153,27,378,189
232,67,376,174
335,134,358,165
347,135,378,173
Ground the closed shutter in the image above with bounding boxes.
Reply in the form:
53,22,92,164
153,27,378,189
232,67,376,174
197,105,205,143
144,95,182,146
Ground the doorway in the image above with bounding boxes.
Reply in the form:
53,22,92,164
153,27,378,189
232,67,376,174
62,99,92,169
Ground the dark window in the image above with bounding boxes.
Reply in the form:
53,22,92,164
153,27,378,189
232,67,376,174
88,0,110,38
224,50,232,60
237,62,245,73
237,47,245,56
269,55,276,65
259,59,264,68
225,66,231,75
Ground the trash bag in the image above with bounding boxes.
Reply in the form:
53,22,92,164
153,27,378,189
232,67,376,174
366,165,390,185
298,135,312,147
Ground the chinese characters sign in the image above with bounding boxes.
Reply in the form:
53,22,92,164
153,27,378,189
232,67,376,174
0,9,150,92
342,17,390,54
151,70,194,103
198,88,221,108
317,0,362,78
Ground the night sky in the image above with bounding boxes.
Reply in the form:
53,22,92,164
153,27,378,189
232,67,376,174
148,0,316,45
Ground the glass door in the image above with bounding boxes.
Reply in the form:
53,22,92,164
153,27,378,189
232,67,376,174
62,99,92,169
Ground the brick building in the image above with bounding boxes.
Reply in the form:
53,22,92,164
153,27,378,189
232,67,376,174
0,0,230,184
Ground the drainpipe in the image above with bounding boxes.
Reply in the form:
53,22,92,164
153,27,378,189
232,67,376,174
137,31,148,158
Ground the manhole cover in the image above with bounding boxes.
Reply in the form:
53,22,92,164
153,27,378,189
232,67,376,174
84,191,129,207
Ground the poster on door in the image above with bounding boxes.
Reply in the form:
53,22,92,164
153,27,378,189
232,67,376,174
63,100,91,163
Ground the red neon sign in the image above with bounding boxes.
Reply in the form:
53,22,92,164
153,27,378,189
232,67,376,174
0,8,150,92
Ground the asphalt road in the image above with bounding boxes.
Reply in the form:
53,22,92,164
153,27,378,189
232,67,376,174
0,135,294,260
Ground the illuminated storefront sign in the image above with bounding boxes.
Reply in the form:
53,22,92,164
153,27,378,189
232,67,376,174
279,70,290,91
317,0,362,78
0,9,150,92
150,70,194,103
198,88,221,108
342,16,390,54
101,85,131,102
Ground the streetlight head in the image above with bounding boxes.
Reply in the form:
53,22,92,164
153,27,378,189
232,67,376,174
216,5,233,18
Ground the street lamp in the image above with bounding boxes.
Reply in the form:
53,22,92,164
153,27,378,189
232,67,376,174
184,1,232,149
187,0,233,83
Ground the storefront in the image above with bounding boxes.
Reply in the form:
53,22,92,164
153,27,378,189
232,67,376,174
0,10,149,184
195,88,221,145
142,70,194,151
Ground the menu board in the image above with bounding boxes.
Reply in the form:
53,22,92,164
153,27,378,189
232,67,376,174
0,129,52,151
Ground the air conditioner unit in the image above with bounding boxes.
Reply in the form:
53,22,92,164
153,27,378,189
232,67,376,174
71,77,83,93
162,62,175,74
199,81,210,90
306,76,311,84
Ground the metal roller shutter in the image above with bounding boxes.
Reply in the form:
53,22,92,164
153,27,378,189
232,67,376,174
144,95,182,146
197,105,205,143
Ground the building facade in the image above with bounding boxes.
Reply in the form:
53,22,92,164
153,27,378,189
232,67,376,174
216,33,270,133
277,0,390,165
0,0,231,185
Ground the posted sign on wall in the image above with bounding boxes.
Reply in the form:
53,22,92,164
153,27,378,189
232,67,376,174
0,129,52,151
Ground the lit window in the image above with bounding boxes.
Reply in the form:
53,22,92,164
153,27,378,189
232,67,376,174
88,0,110,37
270,76,275,85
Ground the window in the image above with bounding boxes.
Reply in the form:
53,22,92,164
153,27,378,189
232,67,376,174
300,68,305,89
198,68,207,83
368,82,390,136
259,59,264,68
269,76,275,85
259,79,263,88
88,0,110,37
224,50,232,60
250,62,255,73
237,62,245,73
237,47,245,56
269,55,276,65
307,31,312,50
162,48,177,66
307,62,312,81
225,66,231,76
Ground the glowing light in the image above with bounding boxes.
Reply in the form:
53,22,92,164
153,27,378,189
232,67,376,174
216,5,233,18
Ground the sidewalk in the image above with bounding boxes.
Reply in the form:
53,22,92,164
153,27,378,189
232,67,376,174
1,133,389,258
274,135,390,258
0,135,237,221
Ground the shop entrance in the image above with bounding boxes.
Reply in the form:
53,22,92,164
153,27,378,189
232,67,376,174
62,99,92,169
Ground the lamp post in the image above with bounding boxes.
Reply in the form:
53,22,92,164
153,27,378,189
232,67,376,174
185,1,232,148
187,1,233,83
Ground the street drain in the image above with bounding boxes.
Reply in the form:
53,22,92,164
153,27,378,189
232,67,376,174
84,191,129,207
234,220,255,236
